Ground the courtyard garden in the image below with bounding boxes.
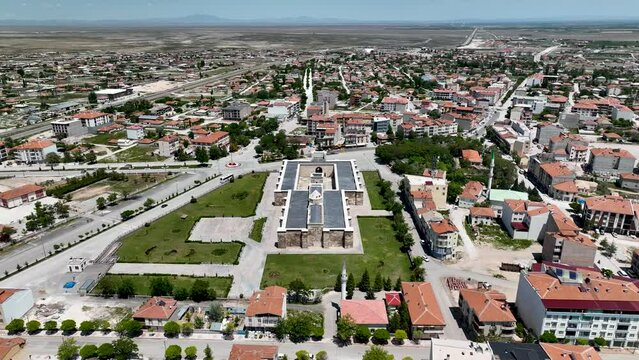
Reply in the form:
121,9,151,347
116,173,268,264
261,216,412,289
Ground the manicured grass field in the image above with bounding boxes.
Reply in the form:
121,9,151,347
261,217,412,289
84,131,126,145
117,173,268,263
249,217,267,242
362,171,386,210
94,274,233,297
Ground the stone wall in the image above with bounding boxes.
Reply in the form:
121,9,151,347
277,228,353,248
274,192,287,206
345,191,364,206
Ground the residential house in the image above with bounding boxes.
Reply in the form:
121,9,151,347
542,231,596,267
401,282,446,339
461,149,482,165
528,158,576,196
340,300,389,330
502,200,550,241
582,195,638,235
516,262,639,347
426,218,459,260
0,289,34,322
245,286,287,331
0,184,46,208
550,181,579,202
12,139,57,164
540,343,602,360
458,287,516,339
132,297,178,329
458,181,484,208
587,148,636,177
380,96,410,113
228,344,278,360
72,111,113,132
469,207,496,226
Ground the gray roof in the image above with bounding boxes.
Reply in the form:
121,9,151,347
323,191,345,228
280,160,358,191
281,161,299,190
309,204,323,224
285,191,309,228
488,343,549,360
335,161,357,190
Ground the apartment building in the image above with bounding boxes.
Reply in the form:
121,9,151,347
457,181,484,208
51,119,85,138
459,287,516,339
502,200,550,241
403,171,448,211
528,159,576,194
72,111,113,129
222,102,251,121
535,123,563,146
426,218,459,260
542,232,597,267
157,135,180,157
582,195,638,235
587,148,636,177
516,262,639,348
245,286,287,331
12,139,57,164
380,96,410,112
631,249,639,276
126,125,145,140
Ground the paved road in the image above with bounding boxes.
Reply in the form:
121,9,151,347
534,45,561,62
15,334,433,360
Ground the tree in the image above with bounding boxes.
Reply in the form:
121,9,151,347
373,273,383,292
359,269,371,292
362,345,394,360
295,350,311,360
164,345,182,360
143,198,156,209
164,321,181,337
117,278,135,298
181,322,194,336
98,343,115,360
288,278,310,303
54,201,70,218
173,287,189,301
112,337,139,360
354,326,371,343
194,316,205,329
334,272,342,292
26,320,41,334
208,302,225,322
383,277,392,291
394,330,408,344
593,337,607,347
336,315,357,343
107,193,118,203
372,329,391,345
57,338,80,360
394,277,402,291
85,151,97,163
44,320,57,332
79,320,96,334
114,319,141,338
150,277,173,296
222,321,235,339
184,346,197,360
190,279,210,302
203,345,213,360
5,319,25,334
195,147,210,165
539,330,558,343
365,288,376,300
346,273,355,299
80,344,98,359
88,91,98,104
95,319,111,332
96,197,107,210
45,152,61,166
209,145,227,160
120,210,135,220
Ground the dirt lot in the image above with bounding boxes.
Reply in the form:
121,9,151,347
70,184,112,201
450,242,542,282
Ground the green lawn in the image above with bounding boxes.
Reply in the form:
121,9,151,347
466,223,532,250
100,146,167,163
84,131,126,145
362,171,386,210
261,217,412,289
249,217,267,242
117,173,268,263
94,274,233,297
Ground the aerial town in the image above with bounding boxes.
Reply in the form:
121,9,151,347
0,3,639,360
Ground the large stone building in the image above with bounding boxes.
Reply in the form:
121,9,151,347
275,153,363,248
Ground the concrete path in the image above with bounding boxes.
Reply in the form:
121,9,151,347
449,207,478,260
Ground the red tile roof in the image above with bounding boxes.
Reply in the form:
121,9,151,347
459,181,483,202
193,131,229,145
401,282,445,326
584,195,634,215
340,299,389,325
469,207,495,218
0,184,44,201
13,140,55,151
429,218,458,234
540,343,601,360
73,111,109,119
552,181,578,193
132,297,177,320
459,288,515,323
246,286,286,317
384,292,402,307
461,149,482,164
0,337,25,360
590,147,635,159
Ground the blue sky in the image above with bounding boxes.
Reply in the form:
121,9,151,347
1,0,638,22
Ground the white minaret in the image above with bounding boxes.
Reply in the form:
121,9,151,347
486,151,495,198
340,260,347,300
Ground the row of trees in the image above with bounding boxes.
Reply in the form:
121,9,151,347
59,338,139,360
335,316,410,346
97,277,218,302
333,269,404,300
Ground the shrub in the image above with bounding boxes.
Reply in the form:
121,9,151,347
60,319,77,333
44,320,58,332
79,344,98,359
26,320,41,334
79,320,96,334
164,321,180,338
165,345,182,360
372,329,391,345
5,319,25,334
316,351,328,360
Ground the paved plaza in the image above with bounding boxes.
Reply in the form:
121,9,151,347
189,217,254,242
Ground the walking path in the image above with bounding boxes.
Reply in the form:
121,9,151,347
338,65,350,95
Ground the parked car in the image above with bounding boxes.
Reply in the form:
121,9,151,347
618,270,629,277
422,255,430,262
